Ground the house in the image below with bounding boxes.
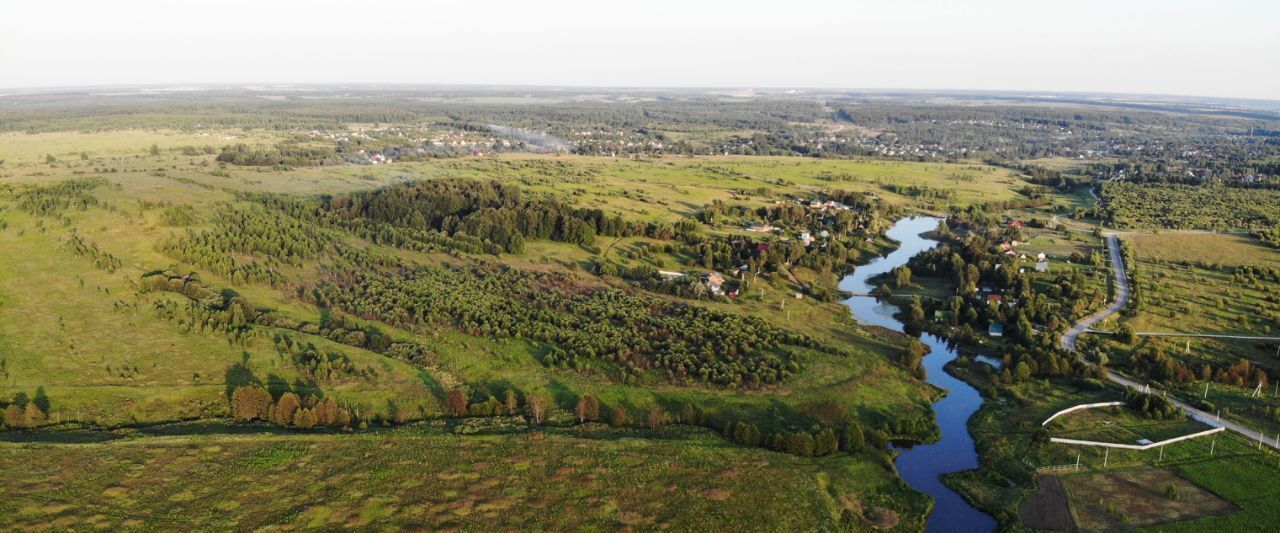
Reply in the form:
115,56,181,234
756,242,770,252
800,231,814,246
988,323,1004,337
1036,253,1047,261
987,294,1002,304
704,272,726,295
1035,261,1049,272
1007,220,1023,229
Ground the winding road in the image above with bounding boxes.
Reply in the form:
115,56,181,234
1061,233,1280,449
1060,233,1128,352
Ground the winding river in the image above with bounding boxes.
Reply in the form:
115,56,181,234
839,216,996,533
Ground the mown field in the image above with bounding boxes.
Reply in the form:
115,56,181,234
0,426,926,531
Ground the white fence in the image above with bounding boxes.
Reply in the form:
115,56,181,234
1041,401,1125,427
1050,426,1224,450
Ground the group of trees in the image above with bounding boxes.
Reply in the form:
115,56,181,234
65,232,122,272
160,204,330,285
14,177,111,216
1122,390,1183,421
1130,343,1272,389
307,261,819,388
230,385,354,429
0,388,51,429
724,420,875,457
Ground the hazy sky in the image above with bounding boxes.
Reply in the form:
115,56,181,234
2,0,1277,100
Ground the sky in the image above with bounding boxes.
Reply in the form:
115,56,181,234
2,0,1278,100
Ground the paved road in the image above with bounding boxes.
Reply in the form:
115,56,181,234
1060,233,1129,352
1060,233,1280,449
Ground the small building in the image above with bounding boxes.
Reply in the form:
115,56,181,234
1007,220,1023,229
800,231,814,246
987,294,1002,304
988,323,1004,337
1035,261,1050,272
934,310,952,322
704,272,726,295
756,242,770,252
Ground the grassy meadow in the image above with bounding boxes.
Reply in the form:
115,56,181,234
0,426,926,531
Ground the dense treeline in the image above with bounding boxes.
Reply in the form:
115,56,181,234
1100,182,1280,230
216,142,343,167
321,179,699,252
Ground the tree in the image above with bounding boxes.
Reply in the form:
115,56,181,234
274,392,302,425
647,407,666,429
23,403,45,427
895,265,912,288
149,144,162,156
526,394,546,424
575,394,599,423
231,385,273,421
786,432,815,456
314,396,338,426
609,406,629,428
814,428,838,455
293,407,316,429
446,389,469,417
1013,361,1032,382
4,405,24,429
503,389,518,415
841,424,865,452
32,387,50,415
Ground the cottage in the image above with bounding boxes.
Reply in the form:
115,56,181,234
988,323,1004,337
704,272,726,295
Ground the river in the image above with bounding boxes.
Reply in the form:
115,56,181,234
839,216,996,533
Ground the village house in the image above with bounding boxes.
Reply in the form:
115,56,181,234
704,272,726,295
988,323,1004,337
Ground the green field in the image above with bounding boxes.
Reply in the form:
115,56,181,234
0,425,925,531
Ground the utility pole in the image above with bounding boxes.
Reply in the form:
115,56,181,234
1103,448,1109,468
1210,436,1216,456
1075,453,1081,471
1203,382,1209,399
